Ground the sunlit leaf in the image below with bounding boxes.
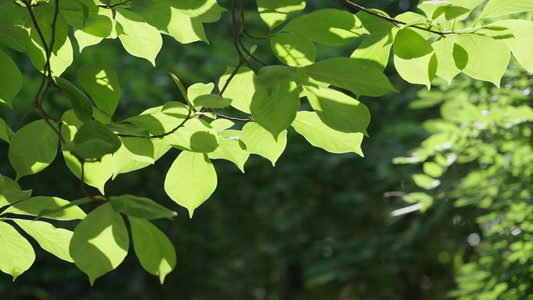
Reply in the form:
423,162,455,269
54,77,93,123
494,19,533,72
0,221,35,280
218,67,255,114
163,117,219,153
128,216,176,284
257,0,305,29
156,0,226,23
454,34,510,87
2,196,86,220
351,10,394,71
251,82,300,139
24,3,72,76
110,194,177,220
393,28,437,89
112,137,158,177
303,85,370,135
164,151,217,217
77,64,120,117
239,122,287,166
292,111,364,156
271,32,315,67
208,130,249,172
0,176,31,209
72,120,122,160
283,9,368,45
115,8,162,65
301,58,397,97
193,94,232,109
432,36,461,84
73,10,113,51
8,120,58,180
70,203,129,285
13,219,74,262
478,0,533,20
61,110,114,194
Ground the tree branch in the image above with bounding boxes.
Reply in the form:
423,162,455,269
344,0,451,37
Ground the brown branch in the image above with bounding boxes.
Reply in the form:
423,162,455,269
206,108,252,122
344,0,450,37
97,0,134,9
219,59,245,97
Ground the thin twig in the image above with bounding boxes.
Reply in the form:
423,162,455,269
97,0,134,9
206,108,252,122
219,59,245,96
344,0,450,37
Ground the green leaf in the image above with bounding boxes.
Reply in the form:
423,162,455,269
125,106,189,136
494,19,533,73
77,64,120,117
70,203,129,285
271,32,316,67
163,117,219,153
454,34,510,87
187,82,214,103
110,194,177,220
0,117,14,143
107,123,150,137
0,221,35,280
2,196,86,220
218,67,255,114
132,1,208,44
394,12,433,39
283,9,368,45
303,85,370,135
8,120,59,180
128,217,176,284
301,58,397,97
478,0,533,20
418,0,484,21
73,10,113,51
72,120,122,160
210,119,235,131
432,36,461,84
156,0,226,23
54,77,93,123
251,82,300,139
423,162,445,178
115,8,162,66
24,4,72,76
401,192,434,213
0,3,26,25
292,111,364,156
257,0,305,29
240,122,287,166
61,109,114,194
208,130,249,172
0,49,22,108
412,174,441,189
12,219,74,262
0,176,31,209
351,11,394,71
255,65,298,90
164,151,217,217
393,28,437,89
193,94,232,109
112,137,157,177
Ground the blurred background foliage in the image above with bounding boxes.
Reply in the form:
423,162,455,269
0,0,531,299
